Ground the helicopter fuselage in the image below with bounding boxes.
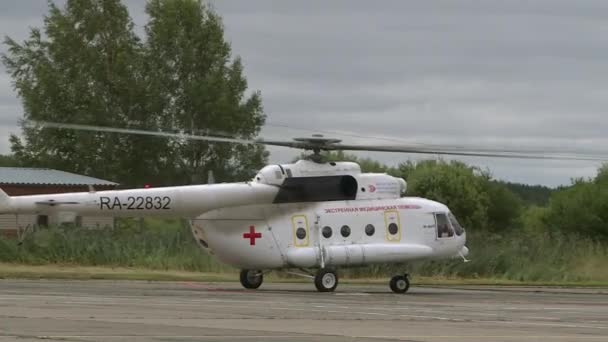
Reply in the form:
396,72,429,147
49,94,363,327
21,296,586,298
192,196,467,270
188,159,466,269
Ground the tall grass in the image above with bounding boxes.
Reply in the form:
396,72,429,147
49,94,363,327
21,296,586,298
419,232,608,282
349,231,608,282
1,219,606,282
0,219,232,273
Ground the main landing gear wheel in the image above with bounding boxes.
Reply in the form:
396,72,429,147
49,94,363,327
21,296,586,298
389,274,410,294
239,269,263,289
315,269,338,292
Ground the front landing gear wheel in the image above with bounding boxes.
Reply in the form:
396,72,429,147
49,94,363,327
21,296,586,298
315,269,338,292
390,274,410,294
240,269,263,289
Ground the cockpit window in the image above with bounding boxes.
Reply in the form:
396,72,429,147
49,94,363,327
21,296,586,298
448,213,464,236
435,213,454,238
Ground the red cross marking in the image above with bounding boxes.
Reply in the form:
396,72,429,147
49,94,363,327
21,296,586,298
243,225,262,246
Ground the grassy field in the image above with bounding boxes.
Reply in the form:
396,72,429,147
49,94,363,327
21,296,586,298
1,218,607,286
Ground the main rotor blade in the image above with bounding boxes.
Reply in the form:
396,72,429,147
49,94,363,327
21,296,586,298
331,143,608,162
29,121,313,149
32,121,259,145
30,121,607,162
388,143,608,158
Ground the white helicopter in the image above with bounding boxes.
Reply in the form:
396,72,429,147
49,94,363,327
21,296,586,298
0,122,604,293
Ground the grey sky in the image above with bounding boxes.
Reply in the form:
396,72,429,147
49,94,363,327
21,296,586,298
1,0,607,186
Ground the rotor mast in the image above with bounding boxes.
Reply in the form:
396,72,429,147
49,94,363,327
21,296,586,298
292,134,342,163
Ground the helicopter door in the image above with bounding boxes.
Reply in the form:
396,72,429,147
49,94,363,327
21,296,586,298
291,214,310,247
384,210,401,242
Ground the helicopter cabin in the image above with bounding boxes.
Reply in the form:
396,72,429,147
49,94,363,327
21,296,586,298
0,167,118,238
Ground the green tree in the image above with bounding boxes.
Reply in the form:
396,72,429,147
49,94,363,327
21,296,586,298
498,181,553,206
544,166,608,240
520,205,549,235
398,160,490,230
485,181,522,230
144,0,267,183
0,155,19,167
3,0,148,185
596,164,608,185
2,0,266,187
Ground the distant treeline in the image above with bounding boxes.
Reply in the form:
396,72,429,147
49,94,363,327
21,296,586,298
0,155,17,168
495,181,553,206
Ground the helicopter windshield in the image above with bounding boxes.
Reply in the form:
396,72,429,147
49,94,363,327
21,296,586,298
448,213,465,236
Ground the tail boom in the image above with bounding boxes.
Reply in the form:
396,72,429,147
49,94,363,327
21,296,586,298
0,183,279,218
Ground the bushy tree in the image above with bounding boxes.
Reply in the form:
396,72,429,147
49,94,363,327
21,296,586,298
520,205,549,235
144,0,267,183
499,181,553,206
3,0,145,184
0,155,19,167
397,160,490,230
485,181,523,230
2,0,266,187
596,164,608,184
544,166,608,240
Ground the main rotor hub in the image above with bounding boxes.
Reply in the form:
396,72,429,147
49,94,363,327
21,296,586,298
293,134,342,152
292,135,342,162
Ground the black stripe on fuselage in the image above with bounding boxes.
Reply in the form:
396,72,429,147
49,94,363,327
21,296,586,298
273,175,358,203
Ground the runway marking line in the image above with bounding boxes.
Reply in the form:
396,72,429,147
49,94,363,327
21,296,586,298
483,319,608,330
360,336,608,340
14,335,607,340
524,316,561,321
24,335,307,340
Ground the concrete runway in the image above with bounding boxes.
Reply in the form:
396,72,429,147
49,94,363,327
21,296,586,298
0,279,606,341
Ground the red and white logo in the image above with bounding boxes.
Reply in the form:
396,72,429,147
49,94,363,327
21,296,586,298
368,184,376,193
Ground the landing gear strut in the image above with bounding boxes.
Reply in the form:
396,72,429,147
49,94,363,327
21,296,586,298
314,269,338,292
389,273,410,294
239,269,263,289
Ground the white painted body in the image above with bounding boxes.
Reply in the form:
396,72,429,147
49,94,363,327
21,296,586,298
0,160,468,271
193,197,466,269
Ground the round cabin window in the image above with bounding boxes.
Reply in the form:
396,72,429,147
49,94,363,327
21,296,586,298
340,225,351,237
296,227,307,239
388,223,399,235
322,226,332,238
365,224,375,236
